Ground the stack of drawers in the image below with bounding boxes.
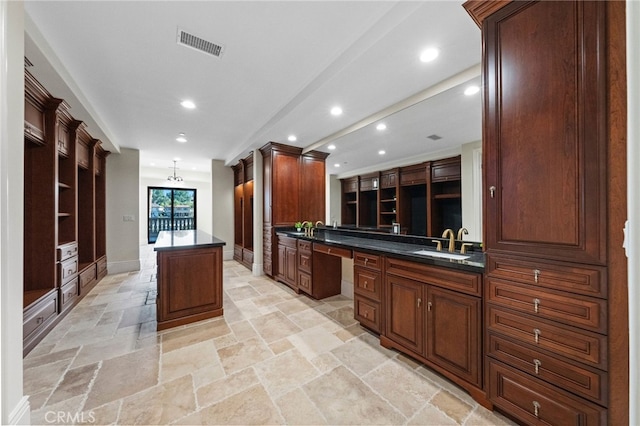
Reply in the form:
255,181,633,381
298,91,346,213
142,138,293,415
485,254,608,424
57,242,79,313
353,251,383,333
297,239,313,295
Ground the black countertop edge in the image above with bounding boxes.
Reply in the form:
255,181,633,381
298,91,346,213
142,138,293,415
154,230,226,251
276,227,484,273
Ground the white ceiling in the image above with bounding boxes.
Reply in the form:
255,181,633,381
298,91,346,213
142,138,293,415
24,1,481,177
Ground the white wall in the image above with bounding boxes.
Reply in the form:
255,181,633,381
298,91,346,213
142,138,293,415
461,140,482,241
139,165,213,245
211,159,234,260
627,2,639,423
0,1,30,424
328,174,341,226
106,148,141,273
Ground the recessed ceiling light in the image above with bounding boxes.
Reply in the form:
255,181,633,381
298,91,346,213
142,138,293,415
464,85,480,96
334,163,340,168
150,162,156,166
420,47,439,63
174,157,181,161
330,106,343,116
288,135,297,142
180,100,196,109
328,144,336,150
378,150,386,155
376,123,387,131
176,133,187,143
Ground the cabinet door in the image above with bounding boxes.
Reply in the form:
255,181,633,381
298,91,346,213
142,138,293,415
483,1,606,265
277,244,286,281
299,155,326,222
385,274,423,355
285,246,298,285
426,286,481,386
272,150,300,225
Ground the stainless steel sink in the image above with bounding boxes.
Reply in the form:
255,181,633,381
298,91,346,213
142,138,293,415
412,250,470,260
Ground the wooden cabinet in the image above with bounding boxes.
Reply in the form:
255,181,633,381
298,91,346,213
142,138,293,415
341,177,358,226
260,142,327,277
429,156,461,235
353,251,383,333
23,70,109,355
382,257,483,396
310,243,346,299
358,172,379,228
378,169,398,230
464,0,628,422
276,235,298,291
297,239,312,295
232,154,254,270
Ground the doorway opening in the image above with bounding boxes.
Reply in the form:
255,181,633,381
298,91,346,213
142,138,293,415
147,187,197,243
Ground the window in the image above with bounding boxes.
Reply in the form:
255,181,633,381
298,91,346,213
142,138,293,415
147,187,197,243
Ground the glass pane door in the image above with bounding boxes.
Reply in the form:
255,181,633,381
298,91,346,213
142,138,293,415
148,187,197,243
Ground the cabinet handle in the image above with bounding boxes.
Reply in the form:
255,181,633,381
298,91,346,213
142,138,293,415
533,358,542,374
533,298,541,313
36,316,44,324
533,401,541,417
363,280,368,289
417,298,422,308
489,186,496,198
364,258,368,265
533,269,541,283
328,248,331,253
533,328,541,343
364,312,369,319
427,301,432,311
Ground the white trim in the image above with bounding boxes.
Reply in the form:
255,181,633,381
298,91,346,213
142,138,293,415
106,259,141,275
472,148,483,242
7,396,30,426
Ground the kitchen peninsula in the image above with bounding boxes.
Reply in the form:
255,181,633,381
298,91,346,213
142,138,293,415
154,230,225,330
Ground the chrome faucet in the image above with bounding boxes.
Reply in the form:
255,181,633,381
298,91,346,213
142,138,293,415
442,228,456,253
457,227,468,240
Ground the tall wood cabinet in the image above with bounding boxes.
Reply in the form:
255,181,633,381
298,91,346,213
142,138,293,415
23,70,109,355
260,142,328,277
232,154,254,270
464,1,627,424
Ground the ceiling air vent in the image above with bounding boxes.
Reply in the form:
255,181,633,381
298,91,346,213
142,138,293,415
177,28,224,58
427,134,442,141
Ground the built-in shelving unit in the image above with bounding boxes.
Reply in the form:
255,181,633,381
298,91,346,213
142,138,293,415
232,154,254,270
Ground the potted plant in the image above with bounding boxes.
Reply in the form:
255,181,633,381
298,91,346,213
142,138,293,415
294,222,303,232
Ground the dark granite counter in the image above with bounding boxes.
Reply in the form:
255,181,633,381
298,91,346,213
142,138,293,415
277,227,484,273
154,230,226,251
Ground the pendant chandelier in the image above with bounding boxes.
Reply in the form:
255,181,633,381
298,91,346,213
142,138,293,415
167,160,183,183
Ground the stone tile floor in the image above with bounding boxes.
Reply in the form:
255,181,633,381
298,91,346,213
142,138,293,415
25,245,515,425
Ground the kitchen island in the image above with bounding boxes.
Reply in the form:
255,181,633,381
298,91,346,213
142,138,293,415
154,230,226,330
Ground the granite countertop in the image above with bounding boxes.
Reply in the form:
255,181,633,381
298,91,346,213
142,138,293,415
154,230,226,251
277,228,484,272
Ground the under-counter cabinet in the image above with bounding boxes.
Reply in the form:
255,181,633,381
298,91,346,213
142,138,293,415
353,251,383,333
276,235,298,291
381,257,484,401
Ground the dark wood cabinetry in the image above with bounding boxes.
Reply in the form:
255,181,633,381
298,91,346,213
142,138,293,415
260,142,328,277
23,70,108,355
381,257,484,399
464,0,627,423
232,154,254,270
353,251,383,333
341,156,460,236
276,235,298,290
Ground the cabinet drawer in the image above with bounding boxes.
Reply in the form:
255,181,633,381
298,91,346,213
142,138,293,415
24,292,58,341
59,256,79,284
297,239,312,253
400,164,426,186
488,333,607,405
353,251,381,270
313,243,352,259
431,157,461,182
354,294,381,333
60,278,79,312
487,278,607,333
233,245,243,261
97,256,108,279
487,305,607,369
489,360,606,426
486,254,606,298
57,242,78,262
298,251,312,273
386,257,481,297
354,266,381,301
298,271,312,293
79,264,97,289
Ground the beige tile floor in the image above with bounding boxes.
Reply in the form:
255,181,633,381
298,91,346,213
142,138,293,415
25,245,515,425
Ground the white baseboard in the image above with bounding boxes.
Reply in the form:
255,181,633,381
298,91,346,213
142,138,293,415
107,259,141,274
252,262,263,276
341,279,354,300
223,249,234,261
8,396,30,425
